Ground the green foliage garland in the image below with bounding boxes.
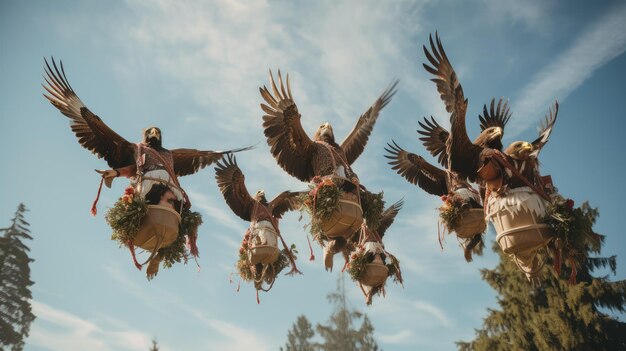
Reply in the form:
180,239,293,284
106,187,148,245
438,194,469,232
545,194,603,282
298,177,343,244
105,186,203,270
360,190,385,231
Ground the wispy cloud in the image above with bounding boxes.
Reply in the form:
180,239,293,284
510,2,626,135
102,264,271,351
28,301,152,351
480,0,550,31
107,0,439,139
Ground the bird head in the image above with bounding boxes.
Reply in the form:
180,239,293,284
314,122,335,143
474,126,503,150
254,190,267,204
504,141,533,160
143,126,162,148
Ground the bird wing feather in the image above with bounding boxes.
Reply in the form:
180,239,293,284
260,70,315,182
341,80,398,165
384,141,448,196
214,154,255,221
42,57,135,168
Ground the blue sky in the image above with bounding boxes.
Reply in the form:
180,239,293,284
1,0,626,350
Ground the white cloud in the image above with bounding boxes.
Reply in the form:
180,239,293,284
481,0,550,30
107,0,439,140
28,301,152,351
102,264,271,351
510,2,626,135
378,329,414,344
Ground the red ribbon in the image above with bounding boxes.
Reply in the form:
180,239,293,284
91,177,104,216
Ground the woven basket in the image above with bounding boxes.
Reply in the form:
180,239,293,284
454,208,487,238
321,191,363,239
488,202,552,256
248,222,280,265
360,261,389,287
134,205,181,251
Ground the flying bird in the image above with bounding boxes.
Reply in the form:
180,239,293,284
417,98,510,169
215,154,302,274
384,141,481,206
215,155,302,223
259,70,398,183
422,33,508,181
42,57,251,210
503,101,559,191
341,199,405,267
385,141,485,261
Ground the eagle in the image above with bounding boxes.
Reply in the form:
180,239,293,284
341,199,404,268
422,33,509,182
417,98,512,169
259,70,398,183
215,154,302,274
42,58,250,211
503,101,559,192
384,141,484,260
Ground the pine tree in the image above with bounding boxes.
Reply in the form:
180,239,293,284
457,206,626,351
283,315,316,351
0,204,36,351
148,338,160,351
316,276,380,351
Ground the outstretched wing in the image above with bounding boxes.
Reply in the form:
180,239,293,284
42,57,135,168
260,70,315,182
384,141,449,196
377,199,404,238
341,80,398,165
530,100,559,157
173,145,253,177
214,155,255,221
417,116,449,168
449,110,484,181
479,98,511,131
423,32,467,119
269,191,303,219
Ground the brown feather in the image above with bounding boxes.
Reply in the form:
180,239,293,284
479,98,511,131
172,145,253,177
42,57,136,168
269,191,304,219
376,199,404,237
384,140,448,196
260,71,315,182
214,154,255,221
341,80,398,165
417,116,449,168
422,33,483,181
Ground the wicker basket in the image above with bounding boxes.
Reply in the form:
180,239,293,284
454,208,487,238
487,195,552,255
134,205,181,251
360,261,389,287
321,191,363,239
248,221,280,265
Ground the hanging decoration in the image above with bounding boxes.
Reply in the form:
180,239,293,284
42,57,250,279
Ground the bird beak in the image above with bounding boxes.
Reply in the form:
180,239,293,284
493,128,502,138
148,128,160,140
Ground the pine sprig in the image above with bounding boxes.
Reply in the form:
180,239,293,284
360,190,385,231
